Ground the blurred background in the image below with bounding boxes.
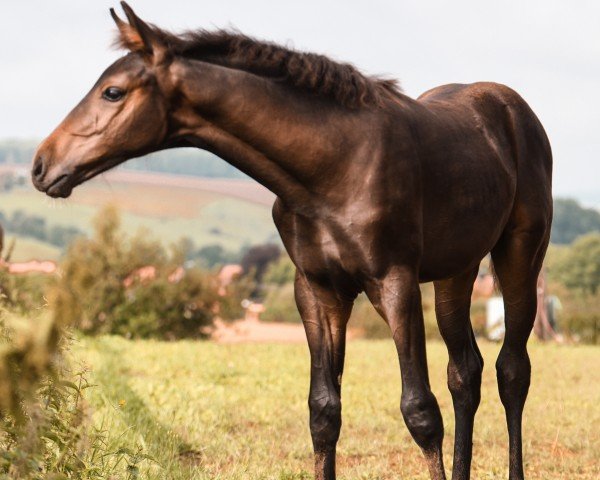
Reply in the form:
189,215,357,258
0,0,597,342
0,2,598,479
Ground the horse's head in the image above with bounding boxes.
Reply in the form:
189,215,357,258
32,3,174,198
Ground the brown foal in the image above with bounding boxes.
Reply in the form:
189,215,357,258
31,4,552,480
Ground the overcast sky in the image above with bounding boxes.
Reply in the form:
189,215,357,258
1,1,598,201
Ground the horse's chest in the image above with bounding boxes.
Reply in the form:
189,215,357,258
274,200,388,286
290,219,374,281
319,229,350,268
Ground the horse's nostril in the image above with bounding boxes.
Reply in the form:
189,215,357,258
32,156,46,181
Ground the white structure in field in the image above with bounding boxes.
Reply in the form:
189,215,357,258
486,296,505,341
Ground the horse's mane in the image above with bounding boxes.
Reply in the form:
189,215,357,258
143,28,403,108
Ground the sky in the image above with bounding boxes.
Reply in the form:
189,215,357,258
1,0,598,202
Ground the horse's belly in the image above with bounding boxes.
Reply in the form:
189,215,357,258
418,180,515,282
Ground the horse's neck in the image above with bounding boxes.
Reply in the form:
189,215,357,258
169,58,359,211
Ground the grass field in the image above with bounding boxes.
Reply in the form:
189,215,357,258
4,234,61,261
73,337,599,480
0,180,278,257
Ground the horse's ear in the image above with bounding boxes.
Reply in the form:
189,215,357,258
110,2,168,64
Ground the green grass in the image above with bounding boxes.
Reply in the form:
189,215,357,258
72,337,600,480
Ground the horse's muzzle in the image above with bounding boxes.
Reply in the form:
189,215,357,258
31,154,74,198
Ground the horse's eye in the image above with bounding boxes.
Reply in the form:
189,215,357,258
102,87,125,102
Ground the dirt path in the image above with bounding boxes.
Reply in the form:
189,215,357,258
211,318,361,343
211,318,306,343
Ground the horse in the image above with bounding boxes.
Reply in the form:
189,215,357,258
31,4,552,479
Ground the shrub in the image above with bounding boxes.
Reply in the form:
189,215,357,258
113,268,218,339
549,233,600,295
49,205,221,339
263,255,296,286
193,243,239,269
217,273,256,321
0,311,138,478
0,269,50,315
545,281,600,344
262,283,301,323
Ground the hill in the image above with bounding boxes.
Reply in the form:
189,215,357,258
0,168,278,261
551,198,600,244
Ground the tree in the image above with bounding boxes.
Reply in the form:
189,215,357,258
551,198,600,244
240,243,281,282
551,232,600,295
194,244,237,269
0,208,84,247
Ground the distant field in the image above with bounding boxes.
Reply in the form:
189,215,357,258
4,234,61,261
0,173,279,258
75,337,599,480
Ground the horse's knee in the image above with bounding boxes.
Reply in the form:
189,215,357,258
448,350,483,413
401,391,444,450
496,348,531,408
309,393,342,451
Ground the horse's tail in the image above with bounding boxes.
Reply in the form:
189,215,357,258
488,256,501,294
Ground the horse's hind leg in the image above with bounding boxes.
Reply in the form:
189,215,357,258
434,267,482,480
295,272,353,480
491,225,550,480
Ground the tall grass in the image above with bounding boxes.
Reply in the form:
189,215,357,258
0,310,149,479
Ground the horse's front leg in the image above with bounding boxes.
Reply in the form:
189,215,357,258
295,272,353,480
367,266,447,480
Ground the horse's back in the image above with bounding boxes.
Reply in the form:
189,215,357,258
418,81,552,188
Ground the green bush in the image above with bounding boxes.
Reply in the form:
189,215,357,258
217,273,256,321
263,255,296,286
545,234,600,343
549,233,600,295
262,283,301,323
0,311,142,479
0,269,50,315
548,283,600,344
112,269,217,339
49,205,221,339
